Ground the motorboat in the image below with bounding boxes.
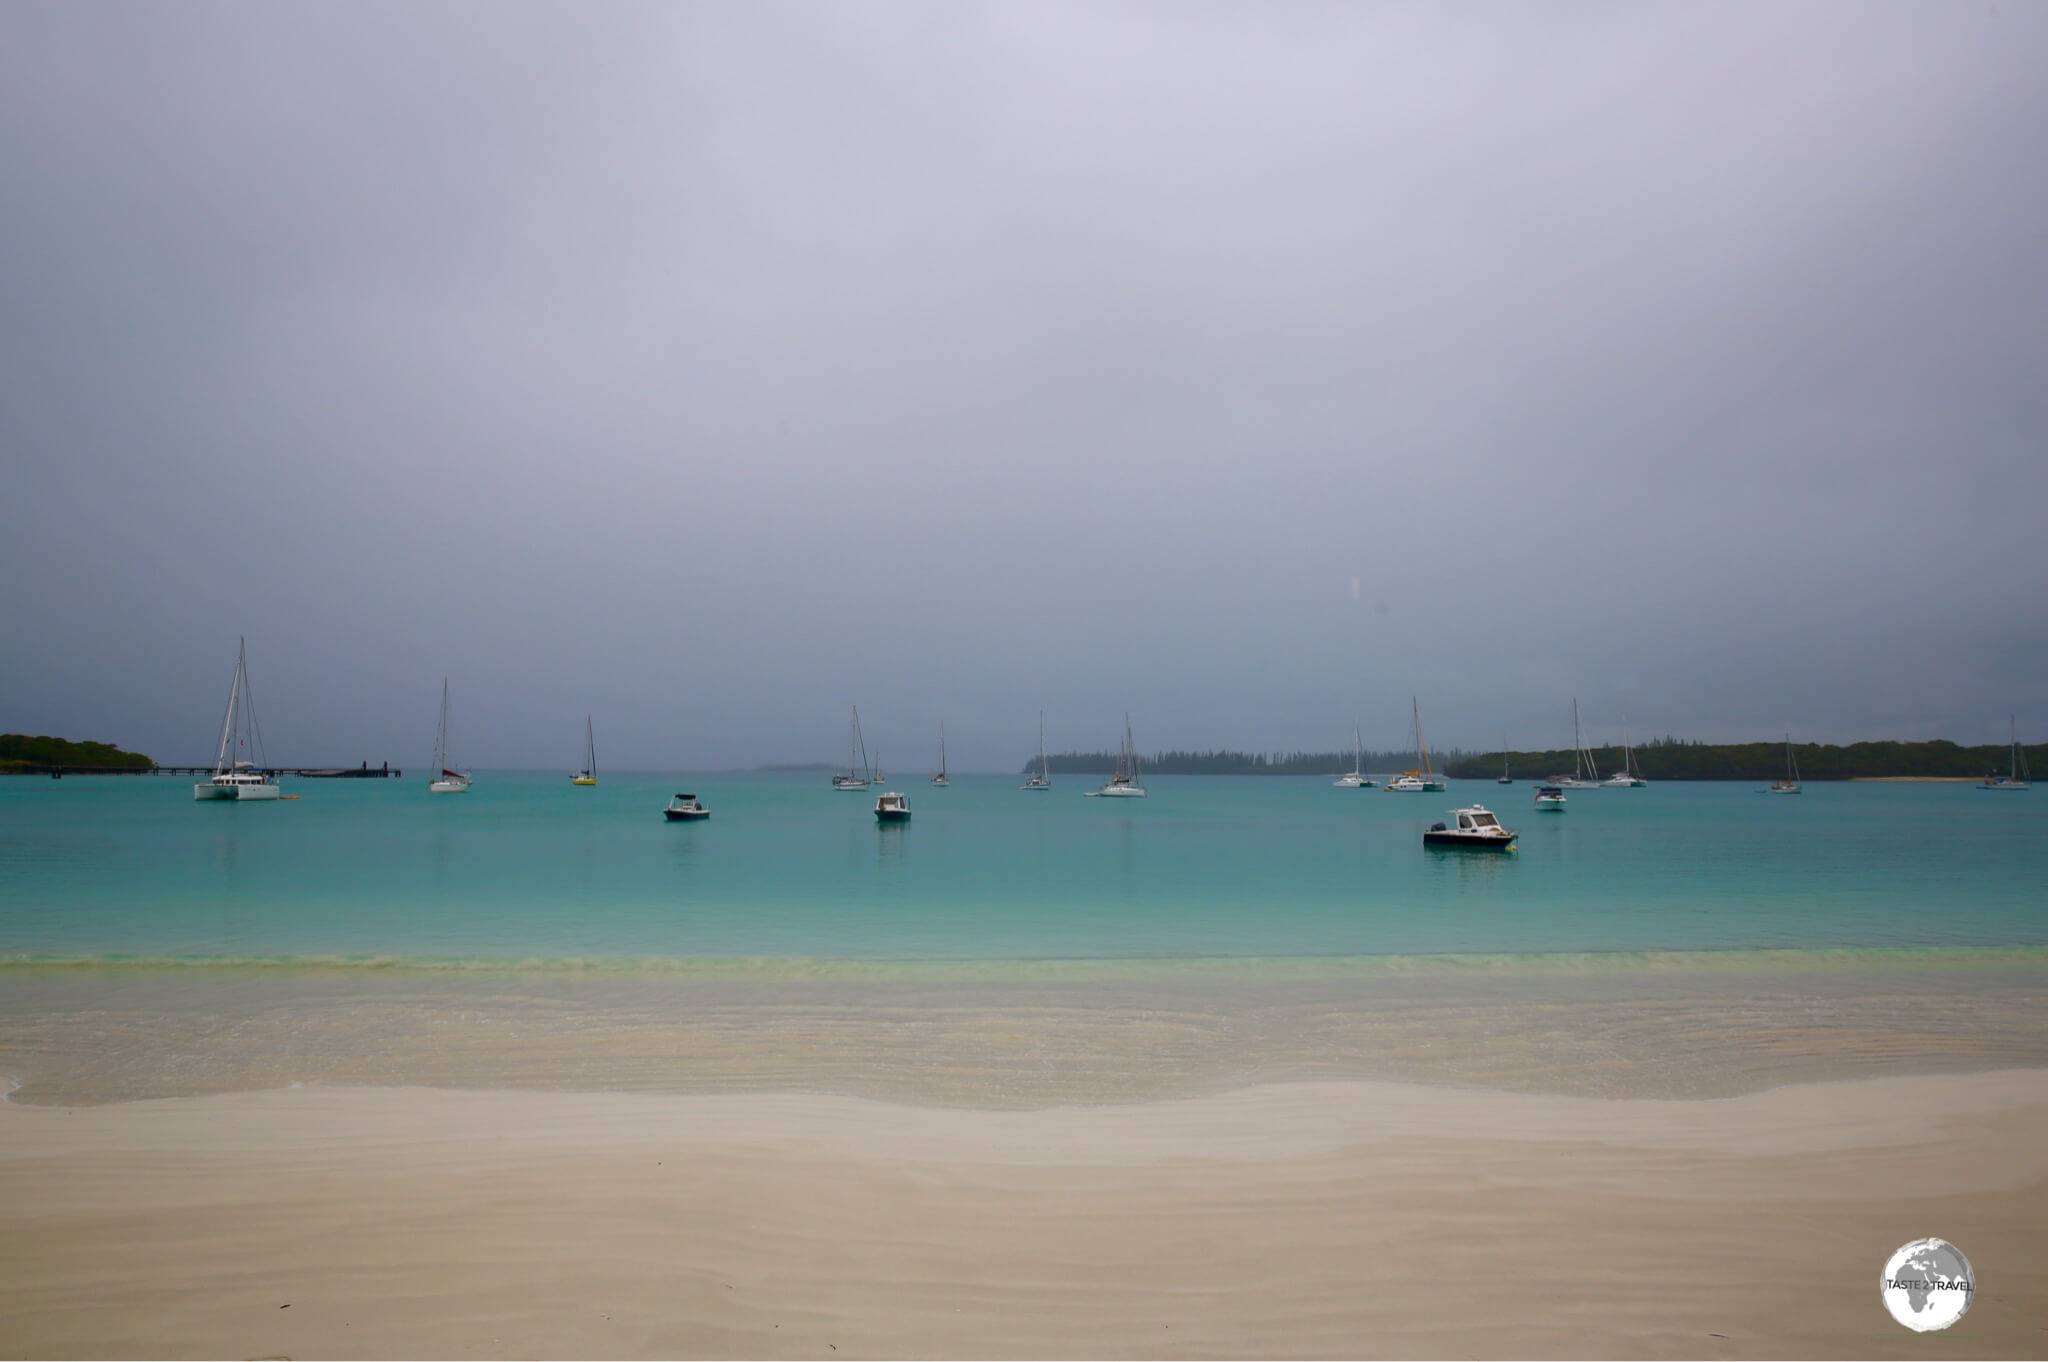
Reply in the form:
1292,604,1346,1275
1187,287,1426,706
1423,805,1518,850
663,793,710,821
194,639,282,802
874,790,911,823
1534,784,1566,810
1088,715,1146,797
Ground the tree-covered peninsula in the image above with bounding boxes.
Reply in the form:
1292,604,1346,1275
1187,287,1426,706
1024,736,2039,781
1,734,155,772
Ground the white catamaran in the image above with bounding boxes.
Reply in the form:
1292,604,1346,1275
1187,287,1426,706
1385,698,1445,792
1333,723,1374,787
1980,716,2032,791
429,678,471,793
193,638,281,801
571,716,597,785
1603,724,1646,787
1088,714,1146,797
833,706,872,790
1022,710,1051,790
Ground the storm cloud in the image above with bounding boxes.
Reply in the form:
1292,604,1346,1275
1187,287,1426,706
4,1,2044,769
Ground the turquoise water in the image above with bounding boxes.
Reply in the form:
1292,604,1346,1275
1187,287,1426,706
4,772,2043,964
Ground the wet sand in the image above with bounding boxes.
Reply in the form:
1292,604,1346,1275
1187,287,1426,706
3,1073,2044,1359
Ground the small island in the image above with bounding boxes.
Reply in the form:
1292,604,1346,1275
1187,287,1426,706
1,734,155,774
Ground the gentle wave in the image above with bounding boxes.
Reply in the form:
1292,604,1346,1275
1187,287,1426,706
5,944,2046,979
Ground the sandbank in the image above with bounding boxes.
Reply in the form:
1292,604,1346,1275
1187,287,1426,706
3,1072,2045,1358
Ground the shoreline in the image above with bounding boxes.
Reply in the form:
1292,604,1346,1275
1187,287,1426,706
2,1074,2043,1358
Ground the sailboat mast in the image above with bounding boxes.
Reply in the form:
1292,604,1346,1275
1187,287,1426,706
1412,697,1431,776
213,640,244,775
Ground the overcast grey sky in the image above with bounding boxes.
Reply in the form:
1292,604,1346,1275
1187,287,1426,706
3,1,2044,770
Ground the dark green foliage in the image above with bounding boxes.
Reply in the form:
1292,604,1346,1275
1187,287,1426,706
0,734,155,771
1020,737,2041,780
1443,739,2044,782
1029,747,1472,775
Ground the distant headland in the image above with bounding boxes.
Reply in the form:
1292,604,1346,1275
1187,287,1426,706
1,734,153,773
1025,737,2040,783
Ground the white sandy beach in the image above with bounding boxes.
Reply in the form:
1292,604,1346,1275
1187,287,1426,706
3,1072,2044,1359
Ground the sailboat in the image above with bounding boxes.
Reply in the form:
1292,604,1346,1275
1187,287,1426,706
1602,725,1646,787
1497,737,1513,785
1384,698,1445,792
1551,700,1601,788
833,707,871,790
1763,732,1801,793
429,678,471,793
193,637,282,801
1333,724,1374,787
931,723,949,786
1979,717,2031,791
571,716,597,785
1022,710,1051,790
1087,714,1146,797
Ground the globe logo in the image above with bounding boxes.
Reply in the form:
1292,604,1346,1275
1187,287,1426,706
1880,1238,1974,1332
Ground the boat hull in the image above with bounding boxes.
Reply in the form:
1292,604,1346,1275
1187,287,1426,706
1423,830,1516,850
429,779,471,794
193,781,281,801
664,809,710,821
875,809,911,823
1090,785,1146,797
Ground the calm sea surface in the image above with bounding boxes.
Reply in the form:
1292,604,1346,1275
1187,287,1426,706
4,773,2045,1105
2,772,2043,963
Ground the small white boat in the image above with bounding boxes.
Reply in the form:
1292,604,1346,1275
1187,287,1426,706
834,706,872,790
1333,724,1375,787
874,790,911,822
1534,784,1566,810
1022,710,1052,790
1980,717,2032,791
663,793,709,821
931,723,949,786
1088,715,1146,797
1385,699,1445,791
194,639,282,801
1423,805,1517,850
429,678,471,794
1762,732,1802,793
571,716,597,785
